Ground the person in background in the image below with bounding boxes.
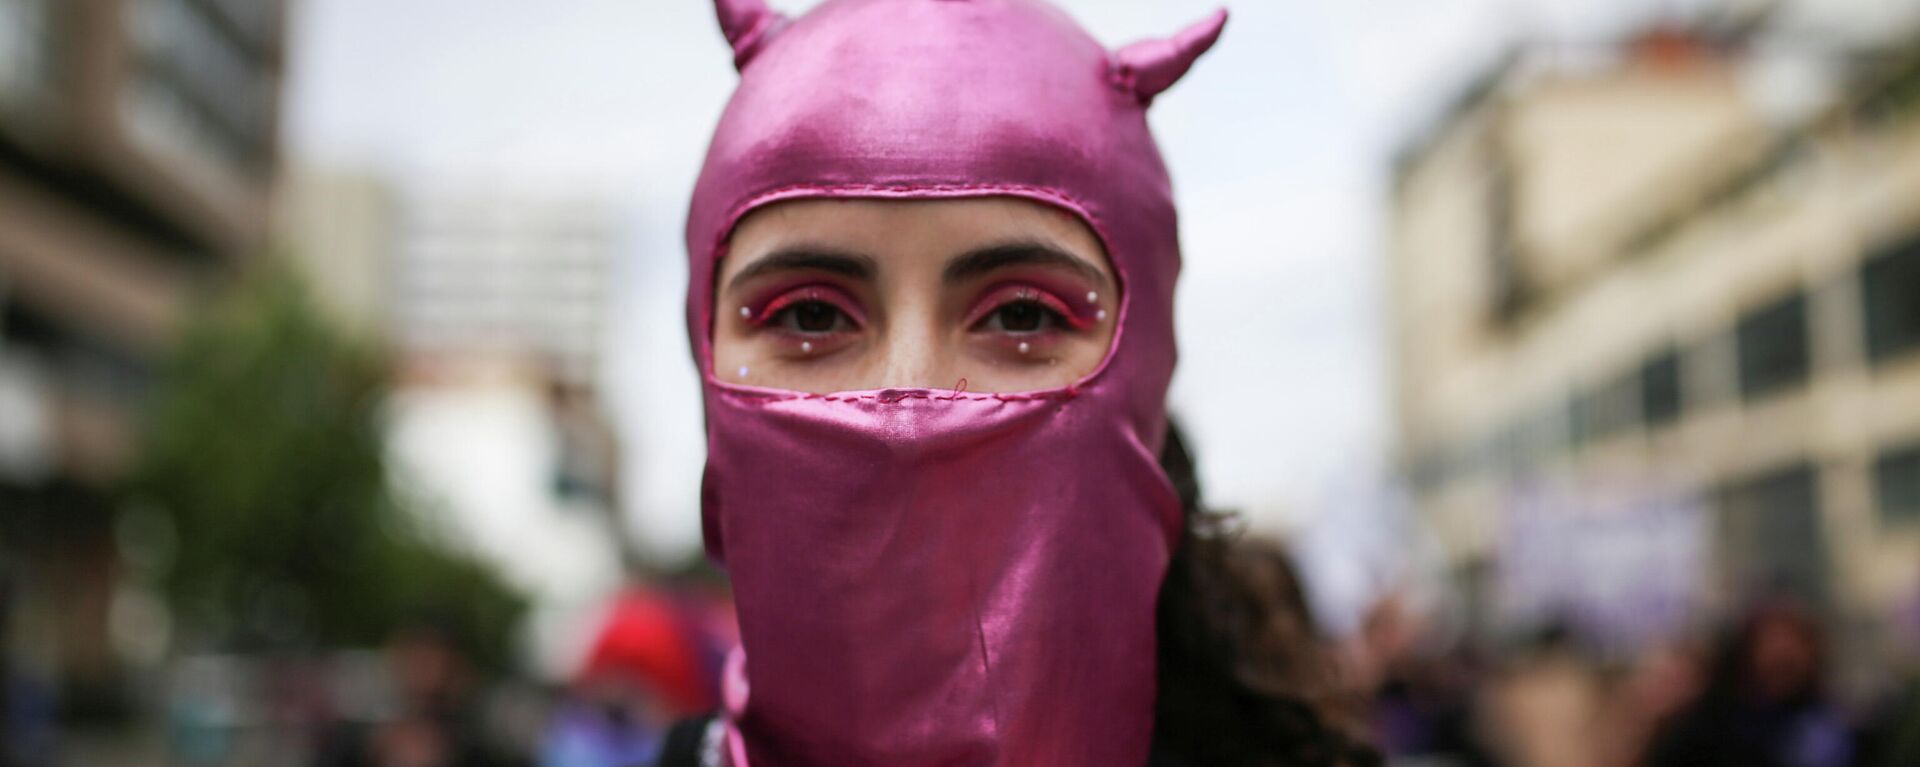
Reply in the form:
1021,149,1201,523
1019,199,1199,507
0,569,54,767
1592,638,1706,767
1854,592,1920,767
1481,622,1605,767
541,675,667,767
317,622,524,767
542,589,718,767
1341,591,1490,767
1,573,12,767
1640,599,1853,767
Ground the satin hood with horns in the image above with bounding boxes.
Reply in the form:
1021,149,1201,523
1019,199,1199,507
684,2,1226,765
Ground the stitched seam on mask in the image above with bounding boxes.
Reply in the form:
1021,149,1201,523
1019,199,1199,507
724,183,1105,227
712,386,1080,404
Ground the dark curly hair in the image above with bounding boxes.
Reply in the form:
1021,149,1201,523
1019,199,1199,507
1152,423,1381,767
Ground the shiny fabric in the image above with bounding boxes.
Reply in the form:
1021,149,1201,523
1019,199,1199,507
685,1,1224,764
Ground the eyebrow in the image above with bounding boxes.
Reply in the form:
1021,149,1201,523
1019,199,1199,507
724,240,1110,292
725,246,878,292
942,241,1110,287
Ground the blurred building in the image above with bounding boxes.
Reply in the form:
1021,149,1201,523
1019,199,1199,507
278,175,627,516
391,182,628,554
1389,20,1920,658
279,166,397,341
394,186,616,392
0,0,287,725
277,177,635,673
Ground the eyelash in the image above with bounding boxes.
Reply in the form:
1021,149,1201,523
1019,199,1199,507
965,284,1093,334
750,285,865,336
740,282,1096,343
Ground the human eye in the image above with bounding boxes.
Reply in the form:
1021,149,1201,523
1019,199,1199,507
769,297,855,334
737,283,867,358
967,284,1083,336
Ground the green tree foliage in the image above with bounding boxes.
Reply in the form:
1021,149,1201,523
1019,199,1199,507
126,270,526,670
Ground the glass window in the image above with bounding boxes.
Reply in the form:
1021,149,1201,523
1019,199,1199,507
1569,392,1591,447
1737,293,1810,400
1875,443,1920,525
1515,402,1571,467
1718,464,1827,606
1855,53,1920,127
0,0,49,107
1573,373,1639,445
1863,235,1920,364
123,0,276,175
195,0,284,54
1642,348,1683,428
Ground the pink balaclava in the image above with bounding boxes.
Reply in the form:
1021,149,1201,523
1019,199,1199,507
685,0,1225,764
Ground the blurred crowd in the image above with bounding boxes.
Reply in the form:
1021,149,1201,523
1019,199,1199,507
9,550,1917,767
1340,592,1920,767
0,583,735,767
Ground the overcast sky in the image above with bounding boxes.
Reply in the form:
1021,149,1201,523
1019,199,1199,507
285,0,1883,566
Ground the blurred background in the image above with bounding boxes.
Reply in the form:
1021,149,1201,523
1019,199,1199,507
1,0,1918,765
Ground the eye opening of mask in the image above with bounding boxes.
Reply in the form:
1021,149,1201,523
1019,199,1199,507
702,188,1129,398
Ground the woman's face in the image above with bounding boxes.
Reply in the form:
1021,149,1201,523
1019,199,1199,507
713,197,1118,394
